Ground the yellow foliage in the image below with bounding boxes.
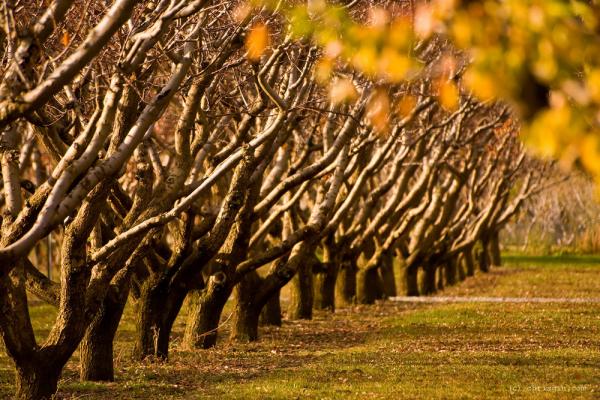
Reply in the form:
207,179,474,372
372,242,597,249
367,90,391,133
414,4,434,39
464,69,497,101
352,46,378,77
437,79,459,111
329,77,358,105
579,134,600,178
314,57,333,84
378,48,412,82
396,95,417,117
246,23,269,61
586,69,600,104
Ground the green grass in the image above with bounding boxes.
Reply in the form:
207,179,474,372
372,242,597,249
1,255,599,399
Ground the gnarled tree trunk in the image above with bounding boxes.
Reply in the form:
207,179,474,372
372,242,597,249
404,264,419,296
356,267,383,304
335,259,357,305
287,262,313,320
183,273,231,349
379,251,397,297
230,271,263,342
80,278,129,381
421,265,437,295
463,248,475,277
260,289,282,326
490,231,502,267
444,258,457,286
313,262,337,311
15,361,61,400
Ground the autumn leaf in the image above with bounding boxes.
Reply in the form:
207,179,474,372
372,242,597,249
246,23,269,61
396,95,417,117
437,79,459,111
314,57,333,83
329,77,358,104
366,89,390,133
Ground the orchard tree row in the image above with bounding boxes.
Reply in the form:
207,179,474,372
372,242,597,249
0,1,548,399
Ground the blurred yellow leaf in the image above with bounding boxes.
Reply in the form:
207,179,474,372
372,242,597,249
378,48,412,82
579,134,600,177
329,77,358,104
437,79,459,111
587,70,600,103
352,46,378,77
367,90,390,133
324,40,343,58
246,23,269,61
369,7,390,28
397,95,417,117
525,107,572,158
414,4,434,39
314,57,333,83
464,69,497,101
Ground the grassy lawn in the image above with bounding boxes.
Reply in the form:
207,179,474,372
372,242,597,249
0,255,598,399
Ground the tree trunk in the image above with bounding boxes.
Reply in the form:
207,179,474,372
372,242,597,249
230,271,263,342
260,289,282,326
478,241,491,273
313,262,336,311
404,264,419,296
421,265,437,295
80,283,129,381
183,273,231,349
444,259,457,286
133,281,163,360
335,259,356,305
15,362,61,400
463,248,475,277
490,231,502,267
457,255,466,282
356,267,383,304
287,262,313,320
379,251,397,297
132,277,184,360
437,265,445,291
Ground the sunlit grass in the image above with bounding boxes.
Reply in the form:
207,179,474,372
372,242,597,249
0,255,598,399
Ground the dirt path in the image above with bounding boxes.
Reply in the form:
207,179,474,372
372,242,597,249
390,296,600,303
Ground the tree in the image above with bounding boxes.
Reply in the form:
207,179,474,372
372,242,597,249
0,1,547,399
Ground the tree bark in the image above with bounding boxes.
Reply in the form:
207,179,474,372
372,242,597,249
132,276,185,360
421,265,437,295
356,267,383,304
404,264,419,296
437,265,445,291
287,262,313,320
183,273,231,349
490,231,501,267
230,271,263,342
259,289,282,326
457,255,466,282
313,262,336,311
335,259,356,305
444,258,457,286
80,280,129,381
478,241,491,273
463,248,475,277
379,251,397,297
15,362,61,400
